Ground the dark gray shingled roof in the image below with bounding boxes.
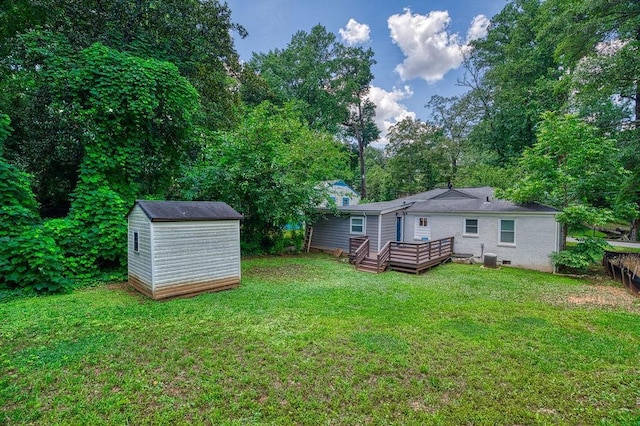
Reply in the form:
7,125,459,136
407,187,558,214
132,200,243,222
323,187,557,215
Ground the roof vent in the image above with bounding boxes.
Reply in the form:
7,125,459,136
485,196,490,203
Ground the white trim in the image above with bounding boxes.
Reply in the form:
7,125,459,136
498,218,516,246
463,218,479,237
350,216,366,235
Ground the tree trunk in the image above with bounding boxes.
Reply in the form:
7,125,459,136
359,139,367,200
560,223,568,252
631,216,639,242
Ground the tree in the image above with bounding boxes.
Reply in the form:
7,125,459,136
540,0,640,240
180,102,349,252
467,0,566,162
502,113,629,252
337,45,379,199
385,117,444,197
0,0,245,129
0,113,71,293
247,25,379,197
426,95,475,185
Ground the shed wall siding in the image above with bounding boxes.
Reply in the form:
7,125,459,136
127,205,153,295
151,221,241,289
405,213,558,272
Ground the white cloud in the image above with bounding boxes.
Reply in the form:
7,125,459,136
388,8,489,83
367,85,416,147
339,19,371,45
466,15,490,43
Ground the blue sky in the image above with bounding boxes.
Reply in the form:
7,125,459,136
226,0,506,145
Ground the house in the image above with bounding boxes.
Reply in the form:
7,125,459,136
310,187,561,272
318,180,360,207
127,200,243,299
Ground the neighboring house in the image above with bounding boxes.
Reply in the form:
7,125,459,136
310,187,561,272
127,200,243,299
318,180,360,207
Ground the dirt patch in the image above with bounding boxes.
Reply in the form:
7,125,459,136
244,264,307,279
565,285,640,312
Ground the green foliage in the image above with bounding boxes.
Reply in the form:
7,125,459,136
181,102,348,253
0,118,72,292
385,117,444,195
503,113,627,210
46,186,129,279
552,237,610,272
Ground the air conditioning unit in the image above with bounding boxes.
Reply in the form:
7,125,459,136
484,253,498,269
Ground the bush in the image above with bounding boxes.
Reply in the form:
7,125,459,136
0,159,72,293
552,237,610,273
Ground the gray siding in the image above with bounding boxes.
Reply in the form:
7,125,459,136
311,213,381,253
366,215,379,252
405,213,558,272
128,205,153,294
151,221,241,289
310,214,351,251
380,212,398,248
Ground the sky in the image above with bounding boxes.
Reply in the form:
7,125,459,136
226,0,507,146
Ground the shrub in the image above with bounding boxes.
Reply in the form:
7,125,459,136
552,237,610,273
0,159,72,293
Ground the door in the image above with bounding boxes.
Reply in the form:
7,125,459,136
396,216,402,241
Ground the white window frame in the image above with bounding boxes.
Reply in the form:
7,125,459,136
133,230,140,252
464,218,479,237
350,216,366,235
417,217,429,228
499,219,516,246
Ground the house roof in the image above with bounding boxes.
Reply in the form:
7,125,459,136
131,200,243,222
407,187,558,214
319,187,557,215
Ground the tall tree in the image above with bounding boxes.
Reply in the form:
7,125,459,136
503,113,629,251
540,0,640,240
468,0,566,162
0,0,245,129
180,102,349,252
426,95,476,185
247,25,379,197
385,117,444,197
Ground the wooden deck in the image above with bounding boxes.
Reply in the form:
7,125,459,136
349,236,454,274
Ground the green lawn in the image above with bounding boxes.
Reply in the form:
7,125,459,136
1,255,639,425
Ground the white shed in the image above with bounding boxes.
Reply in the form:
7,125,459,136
127,200,243,299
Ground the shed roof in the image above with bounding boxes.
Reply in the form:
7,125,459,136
131,200,243,222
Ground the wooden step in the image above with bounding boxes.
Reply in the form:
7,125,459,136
356,257,382,273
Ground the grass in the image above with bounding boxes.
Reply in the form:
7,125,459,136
1,255,639,425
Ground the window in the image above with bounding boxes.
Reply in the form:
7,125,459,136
464,218,478,235
133,231,139,252
350,216,365,234
418,217,428,227
499,219,515,244
342,197,350,206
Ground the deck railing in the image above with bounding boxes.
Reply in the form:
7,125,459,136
354,238,370,268
388,237,454,273
377,241,391,271
349,236,369,263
